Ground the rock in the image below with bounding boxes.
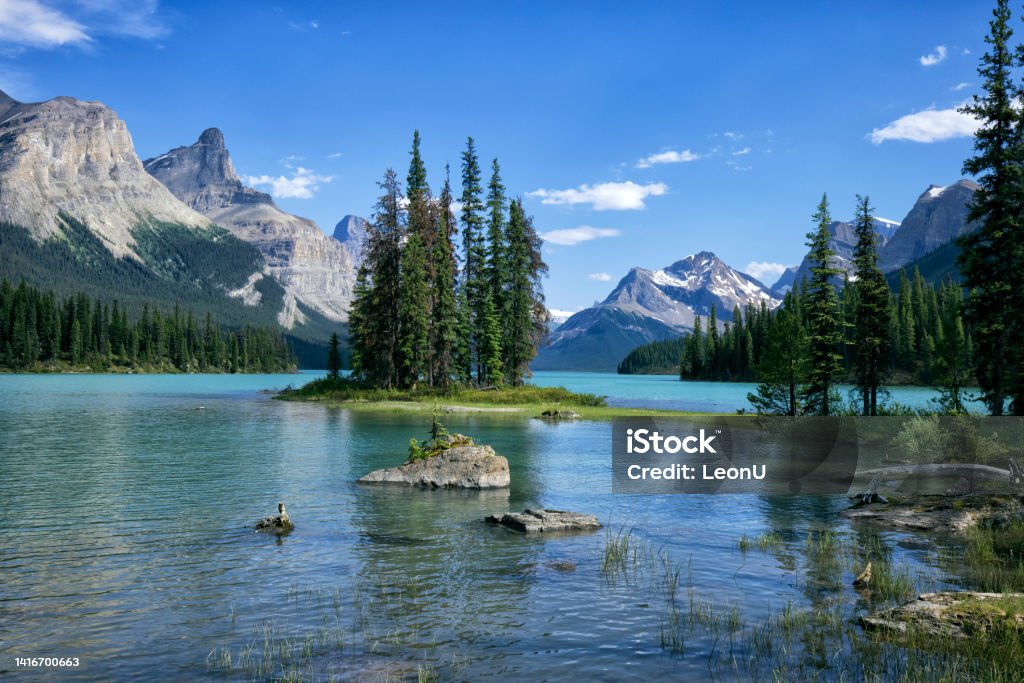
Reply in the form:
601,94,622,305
145,129,357,325
538,409,581,420
256,502,294,534
358,438,509,489
859,591,1024,639
486,508,602,533
840,494,1024,533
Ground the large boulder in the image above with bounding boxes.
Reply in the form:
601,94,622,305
486,508,602,533
359,439,509,489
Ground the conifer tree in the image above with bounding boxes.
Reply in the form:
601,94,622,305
748,291,807,416
852,195,891,415
486,159,509,377
431,169,460,388
803,194,844,415
959,0,1020,415
397,230,429,388
326,332,342,379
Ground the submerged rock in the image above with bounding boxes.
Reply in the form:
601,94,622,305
537,409,581,420
840,494,1024,533
486,508,602,533
860,591,1024,638
256,502,294,534
358,438,509,489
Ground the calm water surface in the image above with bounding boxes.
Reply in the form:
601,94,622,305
0,373,966,680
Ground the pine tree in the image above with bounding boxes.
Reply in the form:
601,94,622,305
959,0,1021,415
326,332,342,379
502,198,548,384
748,291,807,416
852,195,891,415
803,194,844,415
486,158,509,380
430,168,460,388
460,137,491,383
397,230,430,388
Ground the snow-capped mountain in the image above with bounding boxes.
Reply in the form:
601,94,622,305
878,180,977,273
773,218,900,294
533,252,781,371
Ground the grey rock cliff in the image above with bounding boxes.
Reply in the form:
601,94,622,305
145,129,356,325
0,89,210,258
878,180,978,273
332,214,369,267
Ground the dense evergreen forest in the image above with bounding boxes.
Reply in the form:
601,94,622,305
348,132,548,389
0,280,296,372
617,268,968,388
0,217,341,368
617,338,686,375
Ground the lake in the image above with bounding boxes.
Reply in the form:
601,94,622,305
0,373,976,680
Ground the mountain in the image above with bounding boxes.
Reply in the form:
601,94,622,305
532,252,781,371
877,180,978,273
884,239,963,289
144,129,357,326
0,90,209,257
0,90,341,367
332,214,370,266
773,217,900,293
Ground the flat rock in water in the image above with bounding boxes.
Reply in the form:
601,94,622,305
537,409,581,420
859,591,1024,638
359,443,509,489
840,494,1024,533
486,508,602,533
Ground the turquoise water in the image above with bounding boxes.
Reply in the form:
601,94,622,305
532,371,982,413
0,373,968,680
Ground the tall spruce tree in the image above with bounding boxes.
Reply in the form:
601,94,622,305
326,332,342,379
852,195,891,415
460,137,490,382
486,158,510,382
431,169,460,388
748,290,807,416
803,194,844,415
502,198,549,384
959,0,1021,415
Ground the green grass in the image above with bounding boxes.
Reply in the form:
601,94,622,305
278,376,718,419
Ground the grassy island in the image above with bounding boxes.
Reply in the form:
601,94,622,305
277,376,710,419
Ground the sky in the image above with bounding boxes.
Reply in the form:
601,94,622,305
0,0,993,317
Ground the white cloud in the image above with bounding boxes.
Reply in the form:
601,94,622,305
527,181,667,210
247,166,334,199
744,261,792,281
951,82,971,92
723,131,744,140
732,147,752,156
869,104,980,144
920,45,948,66
588,272,612,282
0,0,169,48
538,226,621,246
327,151,342,159
0,0,90,47
635,149,699,168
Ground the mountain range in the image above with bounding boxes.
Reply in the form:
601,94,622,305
538,180,979,372
532,252,781,371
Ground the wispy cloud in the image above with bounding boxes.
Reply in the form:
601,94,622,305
288,19,320,31
327,151,342,159
588,272,613,282
0,0,89,47
527,181,667,210
635,149,699,168
248,166,334,199
732,147,752,156
869,103,980,144
744,261,792,281
951,82,971,92
920,45,948,67
0,0,169,49
538,226,621,246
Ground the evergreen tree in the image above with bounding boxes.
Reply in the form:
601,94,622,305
430,169,460,388
502,198,549,384
486,158,509,382
748,291,807,416
852,195,891,415
460,137,492,383
397,230,430,388
326,332,342,379
959,0,1021,415
933,281,970,413
803,194,844,415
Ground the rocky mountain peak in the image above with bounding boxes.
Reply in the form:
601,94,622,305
143,128,272,213
878,179,978,273
332,215,369,265
0,91,209,258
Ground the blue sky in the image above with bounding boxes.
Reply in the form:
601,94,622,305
0,0,991,316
